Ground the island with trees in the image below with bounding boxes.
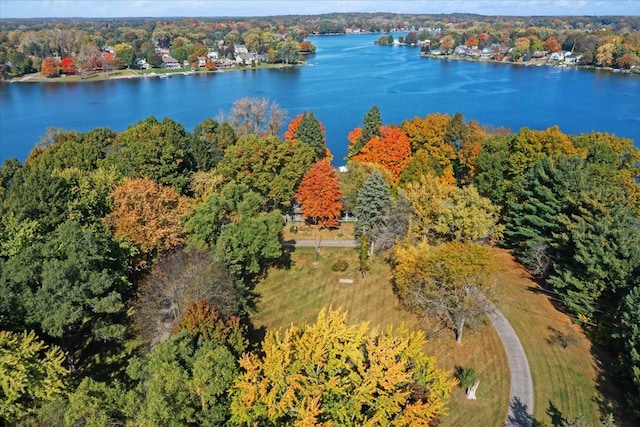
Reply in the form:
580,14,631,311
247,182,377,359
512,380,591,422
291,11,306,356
1,93,638,426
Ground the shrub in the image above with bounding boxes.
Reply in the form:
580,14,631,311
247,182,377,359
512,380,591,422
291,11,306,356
455,366,478,390
331,260,348,272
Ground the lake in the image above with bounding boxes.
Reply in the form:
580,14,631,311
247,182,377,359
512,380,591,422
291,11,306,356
1,33,639,164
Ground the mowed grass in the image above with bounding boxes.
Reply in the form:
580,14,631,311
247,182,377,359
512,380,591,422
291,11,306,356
253,234,619,426
490,248,624,426
252,246,509,426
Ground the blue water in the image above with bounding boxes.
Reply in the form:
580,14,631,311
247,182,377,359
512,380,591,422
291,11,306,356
1,33,639,164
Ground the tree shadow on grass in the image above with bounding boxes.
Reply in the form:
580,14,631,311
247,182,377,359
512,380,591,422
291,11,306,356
589,344,634,426
507,396,534,426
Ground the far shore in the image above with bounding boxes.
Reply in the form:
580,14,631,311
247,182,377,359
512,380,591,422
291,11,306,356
8,62,300,84
420,52,640,75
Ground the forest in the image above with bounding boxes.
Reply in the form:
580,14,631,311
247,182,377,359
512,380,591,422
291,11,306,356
0,95,639,425
1,12,639,79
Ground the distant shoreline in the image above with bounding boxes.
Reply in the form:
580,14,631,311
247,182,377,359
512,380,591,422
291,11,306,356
419,53,640,75
8,62,299,84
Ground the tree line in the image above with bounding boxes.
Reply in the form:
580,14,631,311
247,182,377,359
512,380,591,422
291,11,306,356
1,97,639,425
2,13,639,78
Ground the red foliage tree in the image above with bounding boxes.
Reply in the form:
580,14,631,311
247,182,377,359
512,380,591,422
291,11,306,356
60,57,77,75
40,57,59,77
618,53,633,68
352,126,413,183
295,160,343,228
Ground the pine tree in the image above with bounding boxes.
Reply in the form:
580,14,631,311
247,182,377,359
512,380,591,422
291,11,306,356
349,105,382,158
296,111,327,160
354,171,390,241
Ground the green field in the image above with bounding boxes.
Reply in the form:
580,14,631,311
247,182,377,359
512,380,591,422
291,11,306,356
251,241,622,426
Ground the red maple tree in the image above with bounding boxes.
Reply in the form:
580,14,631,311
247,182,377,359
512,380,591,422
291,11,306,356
60,57,77,75
295,160,343,228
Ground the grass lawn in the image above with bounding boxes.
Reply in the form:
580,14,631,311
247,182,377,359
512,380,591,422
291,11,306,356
491,249,627,426
252,245,509,426
282,221,356,242
251,224,621,425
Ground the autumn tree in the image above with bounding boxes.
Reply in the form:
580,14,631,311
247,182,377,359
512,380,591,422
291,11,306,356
465,36,479,47
59,57,76,75
353,125,413,183
114,43,135,68
543,36,562,53
403,173,502,244
295,160,343,228
0,330,68,424
40,57,58,77
230,308,456,426
440,35,455,53
224,97,287,138
393,241,493,344
105,177,194,269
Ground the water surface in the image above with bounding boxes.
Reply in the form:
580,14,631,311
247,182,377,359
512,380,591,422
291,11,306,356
1,33,638,164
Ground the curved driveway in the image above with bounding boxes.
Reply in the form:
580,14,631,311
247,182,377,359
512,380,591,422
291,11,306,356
286,239,534,426
485,299,534,426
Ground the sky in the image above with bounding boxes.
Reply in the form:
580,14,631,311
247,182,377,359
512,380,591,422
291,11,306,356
1,0,639,19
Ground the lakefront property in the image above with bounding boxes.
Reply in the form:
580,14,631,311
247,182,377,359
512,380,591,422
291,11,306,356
1,9,639,427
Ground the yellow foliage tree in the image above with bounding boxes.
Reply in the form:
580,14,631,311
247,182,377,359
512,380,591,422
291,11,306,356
403,173,503,243
231,308,456,426
392,242,493,343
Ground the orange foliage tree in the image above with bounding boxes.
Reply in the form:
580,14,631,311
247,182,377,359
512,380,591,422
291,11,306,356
284,114,304,141
106,177,194,268
352,126,412,183
543,36,562,53
295,160,343,228
40,57,59,77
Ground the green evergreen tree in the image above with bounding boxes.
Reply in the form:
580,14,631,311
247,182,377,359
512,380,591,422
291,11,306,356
613,285,640,421
503,155,640,322
354,171,390,240
350,105,382,158
297,111,326,160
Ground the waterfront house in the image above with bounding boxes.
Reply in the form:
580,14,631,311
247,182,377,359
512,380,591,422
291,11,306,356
549,51,565,62
162,55,181,69
234,45,249,55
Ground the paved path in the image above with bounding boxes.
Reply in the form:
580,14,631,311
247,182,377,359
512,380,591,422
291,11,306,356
484,298,535,427
286,239,534,426
283,239,357,248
